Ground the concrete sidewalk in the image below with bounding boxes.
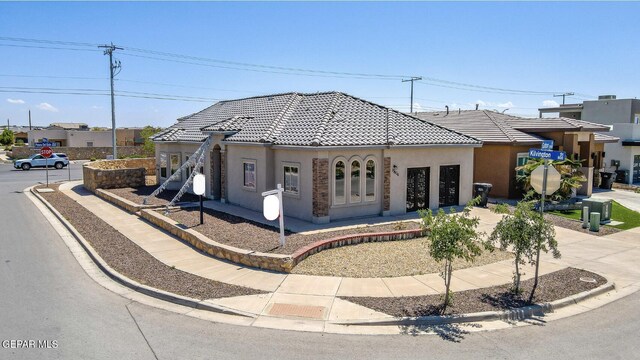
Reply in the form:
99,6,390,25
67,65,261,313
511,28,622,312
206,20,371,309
56,181,640,330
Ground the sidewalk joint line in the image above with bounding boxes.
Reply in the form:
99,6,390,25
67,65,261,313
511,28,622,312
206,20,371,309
125,302,159,360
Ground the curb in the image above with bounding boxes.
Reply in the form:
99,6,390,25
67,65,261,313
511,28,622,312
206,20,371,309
333,280,615,326
28,184,256,319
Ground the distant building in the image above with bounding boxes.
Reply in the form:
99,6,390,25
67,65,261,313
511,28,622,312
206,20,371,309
47,122,89,130
0,125,36,144
539,95,640,184
28,127,144,148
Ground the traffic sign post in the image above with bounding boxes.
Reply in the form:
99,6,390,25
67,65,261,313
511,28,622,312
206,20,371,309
41,146,53,188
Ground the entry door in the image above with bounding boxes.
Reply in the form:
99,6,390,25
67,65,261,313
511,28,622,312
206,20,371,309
406,167,429,212
439,165,460,207
634,155,640,183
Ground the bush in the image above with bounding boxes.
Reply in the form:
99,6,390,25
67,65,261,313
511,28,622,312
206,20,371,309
90,157,97,162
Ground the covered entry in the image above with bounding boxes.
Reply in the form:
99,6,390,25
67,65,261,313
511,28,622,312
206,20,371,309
406,167,429,212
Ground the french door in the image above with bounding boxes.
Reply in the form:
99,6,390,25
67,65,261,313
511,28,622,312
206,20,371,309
439,165,460,207
406,167,429,212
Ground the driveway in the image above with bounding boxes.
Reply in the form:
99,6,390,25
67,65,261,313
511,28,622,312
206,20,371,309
591,187,640,213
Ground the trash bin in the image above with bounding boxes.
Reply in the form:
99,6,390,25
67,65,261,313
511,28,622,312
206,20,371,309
615,170,629,183
473,183,492,207
599,172,614,189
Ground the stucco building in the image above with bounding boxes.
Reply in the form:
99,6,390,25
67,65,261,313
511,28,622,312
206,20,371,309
539,95,640,184
414,110,616,199
152,92,482,224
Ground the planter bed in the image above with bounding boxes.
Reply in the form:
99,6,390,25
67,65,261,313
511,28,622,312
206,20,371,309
37,184,265,300
291,238,513,278
342,267,606,316
544,213,620,237
107,186,201,206
166,207,422,256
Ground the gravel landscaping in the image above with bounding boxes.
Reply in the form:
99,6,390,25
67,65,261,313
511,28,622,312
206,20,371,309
166,207,422,255
107,186,201,206
292,238,514,278
343,267,606,316
543,213,619,237
38,185,265,300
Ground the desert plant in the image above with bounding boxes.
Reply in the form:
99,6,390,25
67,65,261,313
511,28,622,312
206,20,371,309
488,200,560,300
516,156,586,202
419,197,486,311
393,221,407,231
0,128,14,146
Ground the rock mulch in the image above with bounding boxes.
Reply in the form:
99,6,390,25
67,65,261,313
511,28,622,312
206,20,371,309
107,186,200,206
343,267,606,316
38,185,264,300
292,238,513,278
166,207,422,255
544,213,619,237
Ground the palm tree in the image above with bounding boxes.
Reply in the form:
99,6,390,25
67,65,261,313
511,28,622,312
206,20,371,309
515,156,586,202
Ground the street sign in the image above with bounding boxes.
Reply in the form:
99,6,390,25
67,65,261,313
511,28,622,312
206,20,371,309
541,140,554,150
528,149,567,161
34,141,56,148
40,146,53,158
531,164,561,194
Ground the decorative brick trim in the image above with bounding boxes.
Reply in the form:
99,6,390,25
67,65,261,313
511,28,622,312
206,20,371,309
383,157,391,211
291,228,425,267
210,149,215,196
312,158,329,217
220,150,227,201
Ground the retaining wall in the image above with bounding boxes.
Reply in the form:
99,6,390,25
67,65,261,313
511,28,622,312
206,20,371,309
83,158,155,192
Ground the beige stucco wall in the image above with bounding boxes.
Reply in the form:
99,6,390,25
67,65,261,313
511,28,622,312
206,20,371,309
156,140,476,223
385,146,475,215
66,130,113,147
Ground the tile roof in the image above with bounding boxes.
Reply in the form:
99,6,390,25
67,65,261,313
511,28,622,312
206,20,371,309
415,110,543,145
154,92,481,147
594,133,620,143
414,110,611,145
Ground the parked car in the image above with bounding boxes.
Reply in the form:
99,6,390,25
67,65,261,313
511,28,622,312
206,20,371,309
14,153,69,170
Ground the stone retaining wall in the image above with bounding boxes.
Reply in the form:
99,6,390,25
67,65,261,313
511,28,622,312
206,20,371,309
83,158,155,192
9,146,147,160
95,189,159,214
140,209,295,272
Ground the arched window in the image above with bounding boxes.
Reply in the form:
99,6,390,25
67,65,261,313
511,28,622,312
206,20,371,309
334,160,346,205
351,160,361,202
365,159,375,201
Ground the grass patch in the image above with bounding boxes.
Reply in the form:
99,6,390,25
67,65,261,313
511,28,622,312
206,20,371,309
550,201,640,230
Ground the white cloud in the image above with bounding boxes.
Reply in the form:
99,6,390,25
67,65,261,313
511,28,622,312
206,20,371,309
7,98,25,104
476,100,487,107
91,105,103,109
37,102,59,112
542,100,559,107
497,101,514,108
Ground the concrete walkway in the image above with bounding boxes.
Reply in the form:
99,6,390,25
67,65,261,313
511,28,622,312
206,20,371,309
592,187,640,213
57,181,640,329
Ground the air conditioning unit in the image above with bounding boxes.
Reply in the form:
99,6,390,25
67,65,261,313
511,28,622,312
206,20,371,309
581,198,612,224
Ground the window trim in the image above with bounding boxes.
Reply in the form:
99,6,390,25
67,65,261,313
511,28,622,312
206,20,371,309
159,152,167,179
516,152,529,177
332,157,347,206
242,159,257,191
282,162,301,197
350,158,362,203
363,156,377,203
169,153,182,182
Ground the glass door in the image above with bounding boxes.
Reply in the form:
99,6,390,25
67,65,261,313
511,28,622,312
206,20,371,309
439,165,460,207
406,167,429,212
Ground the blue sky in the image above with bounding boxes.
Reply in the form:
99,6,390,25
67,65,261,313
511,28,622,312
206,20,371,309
1,2,639,128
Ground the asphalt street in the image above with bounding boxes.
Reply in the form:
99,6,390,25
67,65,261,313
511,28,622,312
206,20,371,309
1,162,638,360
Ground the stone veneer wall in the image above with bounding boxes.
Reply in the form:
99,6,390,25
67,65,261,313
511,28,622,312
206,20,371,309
141,209,294,272
9,146,146,161
220,150,227,201
312,158,329,217
83,158,155,192
383,157,391,211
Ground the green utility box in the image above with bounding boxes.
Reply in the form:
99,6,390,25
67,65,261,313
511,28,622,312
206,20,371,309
581,198,612,224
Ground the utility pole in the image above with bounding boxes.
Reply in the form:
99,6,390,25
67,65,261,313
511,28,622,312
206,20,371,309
553,92,574,105
99,43,123,159
402,76,422,113
28,110,32,130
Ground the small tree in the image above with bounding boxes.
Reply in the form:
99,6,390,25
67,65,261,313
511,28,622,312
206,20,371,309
419,198,486,312
0,128,14,146
489,201,561,301
140,126,163,157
